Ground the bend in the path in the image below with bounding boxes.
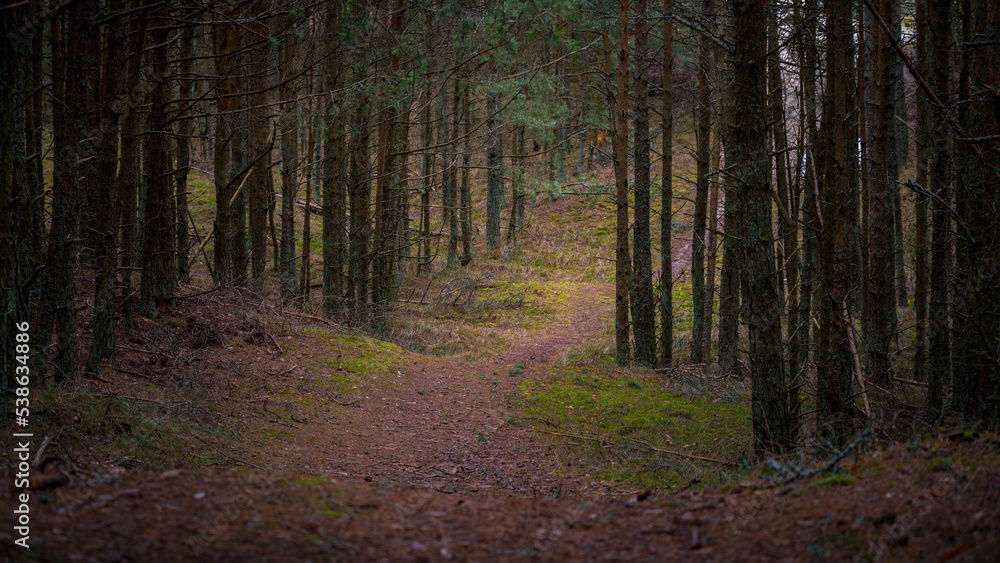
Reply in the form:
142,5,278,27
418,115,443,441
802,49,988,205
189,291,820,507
250,282,617,497
499,282,614,367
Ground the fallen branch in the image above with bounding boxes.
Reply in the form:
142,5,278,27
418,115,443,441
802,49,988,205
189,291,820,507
866,380,923,410
537,429,735,466
843,303,871,417
112,366,151,379
32,435,53,468
266,364,297,377
332,396,361,408
766,415,873,484
396,298,431,305
272,307,340,328
894,376,936,389
182,426,264,470
82,371,111,384
175,285,224,301
265,328,283,355
93,393,174,409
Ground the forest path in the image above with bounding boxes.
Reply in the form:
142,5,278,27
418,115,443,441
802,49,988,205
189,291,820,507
20,280,1000,561
242,282,616,497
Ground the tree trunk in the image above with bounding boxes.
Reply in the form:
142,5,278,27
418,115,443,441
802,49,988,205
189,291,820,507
279,30,299,302
508,126,526,243
371,0,406,332
717,156,740,377
485,92,504,250
891,2,908,307
815,0,855,447
629,0,655,366
250,1,271,280
229,25,248,287
691,0,713,366
952,0,998,422
348,59,370,323
22,1,45,381
48,0,100,379
114,6,146,332
768,10,797,394
794,0,820,390
87,0,126,375
865,0,898,388
612,4,631,366
912,0,929,383
460,82,474,266
1,2,23,409
732,0,795,454
373,108,396,331
925,0,952,419
951,0,971,418
447,76,460,266
659,0,674,366
139,14,175,319
301,73,317,304
175,22,193,284
418,73,434,274
704,115,721,367
213,15,233,286
393,98,410,298
323,0,346,316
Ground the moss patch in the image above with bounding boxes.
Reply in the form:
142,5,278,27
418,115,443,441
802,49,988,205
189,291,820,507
517,366,751,488
809,473,858,488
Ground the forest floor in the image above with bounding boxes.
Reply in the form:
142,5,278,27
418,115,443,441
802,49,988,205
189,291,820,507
3,279,1000,562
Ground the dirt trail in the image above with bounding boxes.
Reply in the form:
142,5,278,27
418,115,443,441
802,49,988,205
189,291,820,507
246,282,616,497
500,283,614,366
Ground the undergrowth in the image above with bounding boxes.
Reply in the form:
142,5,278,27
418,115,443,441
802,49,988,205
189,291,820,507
1,384,230,470
387,278,570,359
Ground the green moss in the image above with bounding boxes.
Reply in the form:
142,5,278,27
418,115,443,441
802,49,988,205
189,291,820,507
517,366,750,488
809,473,857,488
592,225,613,238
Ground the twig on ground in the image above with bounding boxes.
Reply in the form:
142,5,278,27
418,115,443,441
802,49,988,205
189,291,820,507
537,429,734,466
93,393,170,408
182,426,265,470
32,435,53,468
766,415,874,484
82,369,111,383
265,327,283,355
175,285,223,300
272,307,340,328
269,364,297,376
112,366,151,379
895,376,943,389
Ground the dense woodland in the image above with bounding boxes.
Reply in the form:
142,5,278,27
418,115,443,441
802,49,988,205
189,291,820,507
1,0,999,462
